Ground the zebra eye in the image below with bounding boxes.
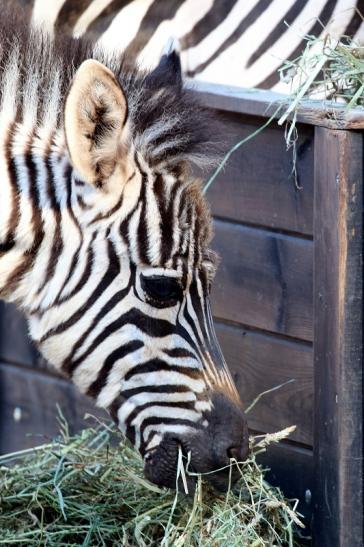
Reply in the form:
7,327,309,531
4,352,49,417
141,275,182,307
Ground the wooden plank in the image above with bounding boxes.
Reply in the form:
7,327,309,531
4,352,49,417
193,80,364,130
313,128,363,547
216,321,313,446
206,113,314,235
0,302,60,375
212,220,313,341
0,362,107,454
0,302,37,368
257,443,314,527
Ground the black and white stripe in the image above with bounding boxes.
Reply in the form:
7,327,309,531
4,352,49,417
0,12,241,463
25,0,364,92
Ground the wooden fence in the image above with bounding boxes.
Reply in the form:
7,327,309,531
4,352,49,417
0,82,362,547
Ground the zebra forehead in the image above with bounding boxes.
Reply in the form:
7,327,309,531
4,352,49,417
165,177,212,242
143,175,213,269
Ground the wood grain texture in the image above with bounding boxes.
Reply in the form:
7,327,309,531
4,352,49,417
0,301,59,375
313,128,363,547
211,220,313,341
0,302,36,368
216,321,313,446
206,113,314,235
194,80,364,129
0,362,106,454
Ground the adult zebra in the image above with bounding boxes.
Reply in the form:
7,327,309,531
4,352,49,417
14,0,364,92
0,8,249,490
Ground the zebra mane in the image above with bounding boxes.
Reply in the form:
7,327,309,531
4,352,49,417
0,9,221,170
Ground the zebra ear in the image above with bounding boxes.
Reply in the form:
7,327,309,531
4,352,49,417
64,59,128,187
148,38,182,88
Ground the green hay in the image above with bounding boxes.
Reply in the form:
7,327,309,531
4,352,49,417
276,31,364,188
205,27,364,195
0,417,304,546
279,32,364,126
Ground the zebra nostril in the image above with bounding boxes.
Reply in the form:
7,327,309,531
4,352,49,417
227,444,247,463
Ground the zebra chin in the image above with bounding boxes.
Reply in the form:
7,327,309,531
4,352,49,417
142,392,249,492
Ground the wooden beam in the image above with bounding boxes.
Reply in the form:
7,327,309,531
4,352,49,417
0,362,107,454
216,320,313,446
313,127,363,546
206,113,314,236
212,219,313,341
0,302,38,369
192,80,364,130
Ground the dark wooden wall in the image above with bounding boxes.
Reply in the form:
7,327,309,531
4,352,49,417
207,112,315,528
198,85,363,546
0,84,362,546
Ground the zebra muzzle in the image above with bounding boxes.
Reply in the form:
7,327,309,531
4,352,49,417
143,392,249,492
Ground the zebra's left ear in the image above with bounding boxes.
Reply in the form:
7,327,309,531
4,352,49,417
148,38,182,88
64,59,128,187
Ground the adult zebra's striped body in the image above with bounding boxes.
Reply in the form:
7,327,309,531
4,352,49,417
25,0,364,93
0,8,248,490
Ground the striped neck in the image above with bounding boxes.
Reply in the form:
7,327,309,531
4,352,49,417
0,117,78,309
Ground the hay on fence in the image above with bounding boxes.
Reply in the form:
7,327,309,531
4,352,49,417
0,416,304,546
278,33,364,126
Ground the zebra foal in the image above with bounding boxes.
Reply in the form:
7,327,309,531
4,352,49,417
0,11,248,490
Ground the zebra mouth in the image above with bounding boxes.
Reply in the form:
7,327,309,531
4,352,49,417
143,434,242,493
143,436,197,493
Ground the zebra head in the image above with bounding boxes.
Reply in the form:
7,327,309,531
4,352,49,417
24,47,248,491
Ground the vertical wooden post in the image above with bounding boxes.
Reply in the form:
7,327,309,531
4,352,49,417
313,127,363,546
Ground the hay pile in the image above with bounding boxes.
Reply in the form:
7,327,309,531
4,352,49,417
0,416,304,546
